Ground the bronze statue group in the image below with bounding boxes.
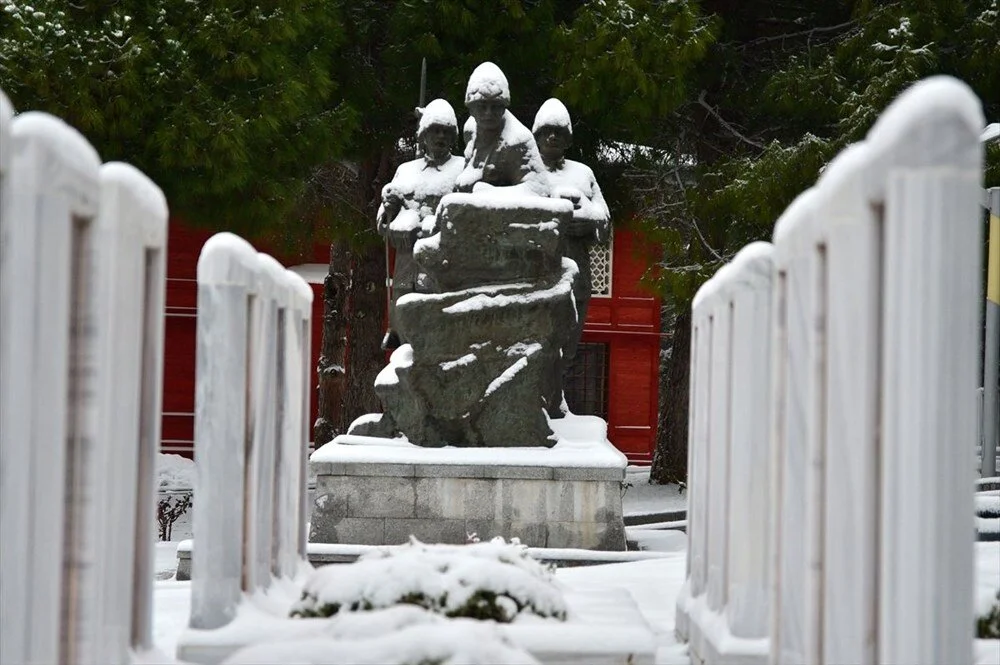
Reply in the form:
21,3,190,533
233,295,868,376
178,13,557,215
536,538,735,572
377,62,610,368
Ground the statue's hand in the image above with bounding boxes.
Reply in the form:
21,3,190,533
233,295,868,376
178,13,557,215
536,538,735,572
390,229,416,250
554,185,583,210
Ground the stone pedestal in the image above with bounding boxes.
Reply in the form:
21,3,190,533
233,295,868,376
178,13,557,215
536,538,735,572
310,415,627,551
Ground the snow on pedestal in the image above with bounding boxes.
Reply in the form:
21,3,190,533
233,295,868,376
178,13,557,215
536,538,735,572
311,414,628,551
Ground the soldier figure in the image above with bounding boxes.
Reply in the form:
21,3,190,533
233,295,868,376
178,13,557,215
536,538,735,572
377,98,464,349
455,62,549,196
532,98,611,383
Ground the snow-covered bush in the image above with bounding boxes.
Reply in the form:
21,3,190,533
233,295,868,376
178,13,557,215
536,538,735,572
979,590,1000,639
224,608,539,664
157,492,192,541
290,537,567,623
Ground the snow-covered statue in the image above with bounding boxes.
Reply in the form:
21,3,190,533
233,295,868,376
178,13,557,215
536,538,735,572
532,98,610,373
352,64,583,447
377,98,464,348
454,62,549,197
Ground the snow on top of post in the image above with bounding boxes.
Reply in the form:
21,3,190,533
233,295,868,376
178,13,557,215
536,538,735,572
417,98,458,134
256,252,287,301
728,241,775,290
866,76,983,156
771,187,819,248
100,162,169,224
285,268,313,309
465,62,511,105
12,110,101,178
864,76,983,202
532,98,572,134
811,142,874,223
197,232,259,287
692,272,718,312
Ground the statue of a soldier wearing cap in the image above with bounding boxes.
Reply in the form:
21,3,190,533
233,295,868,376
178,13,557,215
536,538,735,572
377,98,465,349
455,62,550,197
532,98,611,401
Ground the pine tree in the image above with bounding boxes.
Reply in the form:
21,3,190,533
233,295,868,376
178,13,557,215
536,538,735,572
0,1,357,234
646,0,999,483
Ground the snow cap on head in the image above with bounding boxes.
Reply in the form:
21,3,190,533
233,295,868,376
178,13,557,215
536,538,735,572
417,98,458,135
532,98,572,134
465,62,510,106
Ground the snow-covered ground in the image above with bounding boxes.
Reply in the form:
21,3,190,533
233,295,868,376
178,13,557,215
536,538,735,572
624,466,686,517
151,541,998,664
149,460,996,663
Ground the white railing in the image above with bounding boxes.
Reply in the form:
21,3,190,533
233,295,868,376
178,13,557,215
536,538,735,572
676,75,984,665
188,233,313,633
0,90,168,664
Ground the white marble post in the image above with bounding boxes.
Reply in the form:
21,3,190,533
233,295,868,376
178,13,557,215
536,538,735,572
190,233,259,630
769,190,819,665
273,273,313,577
248,254,283,589
871,77,982,665
690,277,716,601
298,311,313,559
705,269,733,616
813,145,881,665
0,110,103,665
679,245,775,664
91,163,168,663
0,89,15,665
677,74,984,665
189,233,314,634
725,243,774,642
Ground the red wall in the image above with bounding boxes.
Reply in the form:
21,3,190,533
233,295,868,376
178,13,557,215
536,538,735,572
161,222,661,463
582,228,662,463
161,222,326,455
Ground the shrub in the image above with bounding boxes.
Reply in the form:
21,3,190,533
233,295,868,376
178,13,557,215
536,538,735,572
157,492,192,541
290,537,567,623
978,590,1000,639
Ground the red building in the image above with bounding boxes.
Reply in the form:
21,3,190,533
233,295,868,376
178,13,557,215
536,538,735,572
161,221,661,463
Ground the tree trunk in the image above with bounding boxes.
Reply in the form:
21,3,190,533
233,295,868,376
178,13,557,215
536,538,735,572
650,308,691,485
313,242,351,445
342,239,387,425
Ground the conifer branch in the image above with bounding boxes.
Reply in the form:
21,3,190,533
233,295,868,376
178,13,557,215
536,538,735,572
697,90,765,150
739,21,856,49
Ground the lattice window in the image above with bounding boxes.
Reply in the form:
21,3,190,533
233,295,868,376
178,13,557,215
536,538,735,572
589,237,612,297
563,342,610,420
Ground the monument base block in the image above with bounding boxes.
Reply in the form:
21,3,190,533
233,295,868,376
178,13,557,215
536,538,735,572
309,414,627,551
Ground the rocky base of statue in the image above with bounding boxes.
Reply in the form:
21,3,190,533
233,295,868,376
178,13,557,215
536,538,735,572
350,192,578,448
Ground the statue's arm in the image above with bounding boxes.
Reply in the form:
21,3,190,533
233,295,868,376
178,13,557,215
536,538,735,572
511,142,551,196
588,175,611,243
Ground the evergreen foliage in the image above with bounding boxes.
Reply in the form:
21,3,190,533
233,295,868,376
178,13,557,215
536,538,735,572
635,0,999,303
1,0,356,233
